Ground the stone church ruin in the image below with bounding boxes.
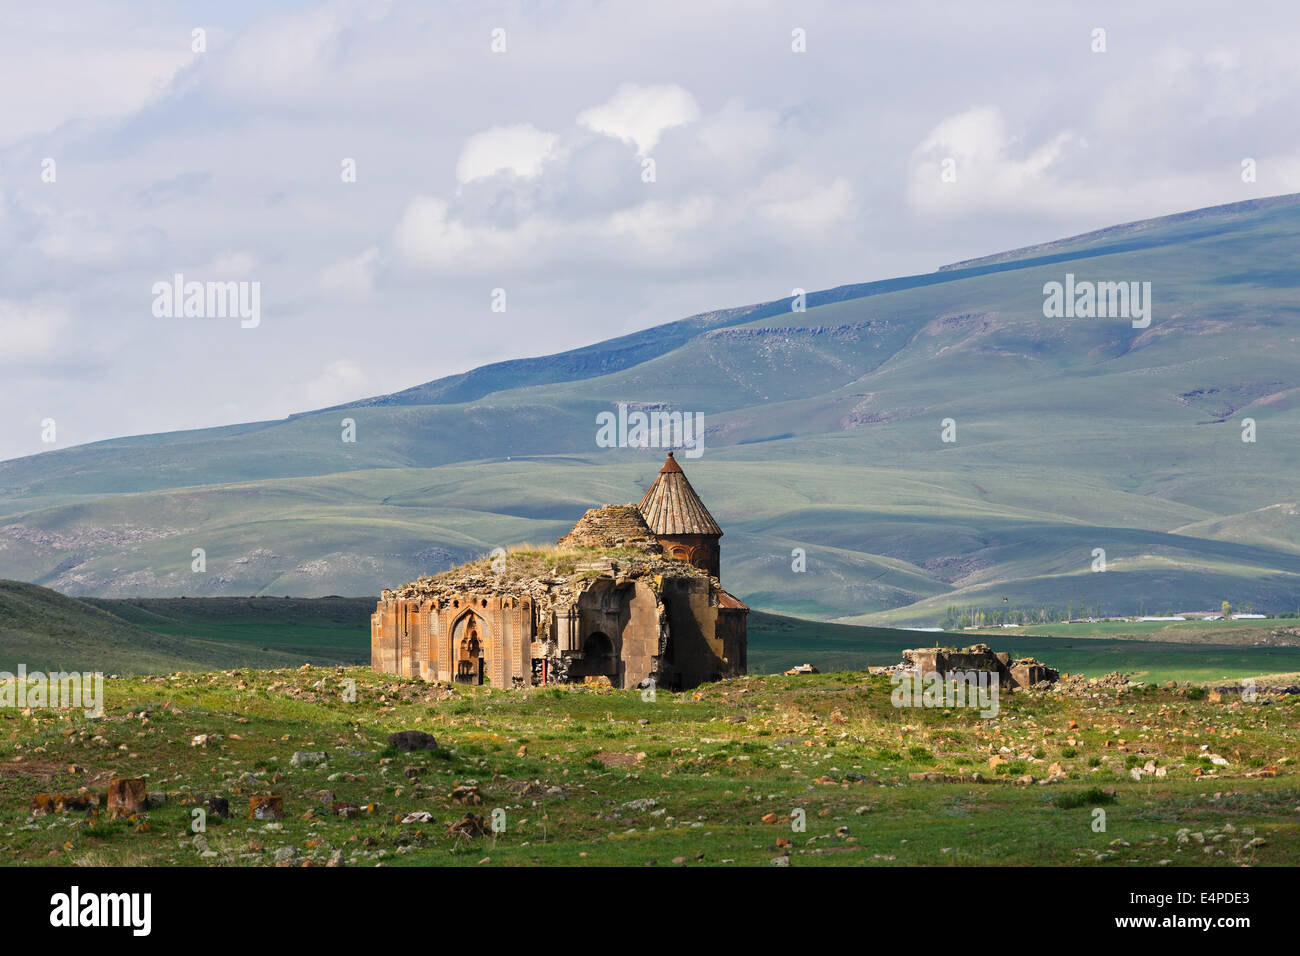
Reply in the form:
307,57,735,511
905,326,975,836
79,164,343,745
371,452,747,690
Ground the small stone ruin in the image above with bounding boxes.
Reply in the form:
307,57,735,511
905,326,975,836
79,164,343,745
891,643,1059,691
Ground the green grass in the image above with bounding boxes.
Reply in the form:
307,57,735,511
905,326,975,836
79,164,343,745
81,596,374,664
1,666,1294,867
1002,617,1292,643
747,611,1300,684
0,582,370,675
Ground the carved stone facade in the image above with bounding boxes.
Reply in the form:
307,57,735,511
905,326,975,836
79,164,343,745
371,454,746,690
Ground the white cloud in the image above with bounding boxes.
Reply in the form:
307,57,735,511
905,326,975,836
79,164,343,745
393,89,853,275
907,107,1080,218
0,19,191,148
577,83,700,154
456,124,560,183
393,196,533,271
319,246,379,297
293,360,370,412
750,170,857,237
213,6,348,99
201,251,259,278
4,1,1300,461
0,300,68,364
32,207,127,265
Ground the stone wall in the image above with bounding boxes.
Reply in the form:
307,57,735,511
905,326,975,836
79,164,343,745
371,594,536,689
901,644,1059,691
656,533,720,579
658,577,727,689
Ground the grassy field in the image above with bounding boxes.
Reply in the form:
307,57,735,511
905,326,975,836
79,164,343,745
1001,617,1299,644
81,596,375,666
0,582,372,675
1,665,1294,867
745,612,1300,684
7,582,1298,687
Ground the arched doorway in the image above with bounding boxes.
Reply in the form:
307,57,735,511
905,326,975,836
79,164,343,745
578,631,619,686
454,616,486,685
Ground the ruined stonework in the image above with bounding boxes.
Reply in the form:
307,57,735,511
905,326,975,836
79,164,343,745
899,643,1059,691
372,453,747,690
637,451,723,578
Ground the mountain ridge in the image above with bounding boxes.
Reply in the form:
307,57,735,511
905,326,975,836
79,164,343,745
4,193,1299,626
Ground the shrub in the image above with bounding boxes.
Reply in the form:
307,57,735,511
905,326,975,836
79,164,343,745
1055,787,1118,809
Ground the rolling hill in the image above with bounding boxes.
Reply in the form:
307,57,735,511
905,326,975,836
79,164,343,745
0,580,372,674
3,194,1300,625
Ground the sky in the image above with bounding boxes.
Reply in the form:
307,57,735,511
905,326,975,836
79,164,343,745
2,0,1300,462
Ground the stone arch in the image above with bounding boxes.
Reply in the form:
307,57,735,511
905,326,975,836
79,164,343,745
451,609,490,685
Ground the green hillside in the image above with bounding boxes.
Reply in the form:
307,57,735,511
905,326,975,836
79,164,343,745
0,581,370,674
3,194,1300,624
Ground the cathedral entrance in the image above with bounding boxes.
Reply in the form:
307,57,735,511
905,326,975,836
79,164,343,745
455,619,485,685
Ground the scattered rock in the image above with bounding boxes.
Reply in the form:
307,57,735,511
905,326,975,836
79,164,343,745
388,731,439,751
248,795,284,821
784,664,819,676
107,778,147,818
451,783,483,806
447,813,489,838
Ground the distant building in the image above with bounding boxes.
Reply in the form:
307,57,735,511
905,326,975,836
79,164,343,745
371,452,747,690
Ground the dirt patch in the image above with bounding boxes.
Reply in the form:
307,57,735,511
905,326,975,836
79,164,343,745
0,760,111,786
592,752,640,768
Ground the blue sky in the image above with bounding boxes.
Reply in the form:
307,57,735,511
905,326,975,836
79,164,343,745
2,0,1299,461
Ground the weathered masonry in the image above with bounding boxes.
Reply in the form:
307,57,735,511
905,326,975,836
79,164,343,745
372,452,747,690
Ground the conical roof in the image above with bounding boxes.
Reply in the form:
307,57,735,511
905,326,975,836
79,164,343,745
637,452,723,537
